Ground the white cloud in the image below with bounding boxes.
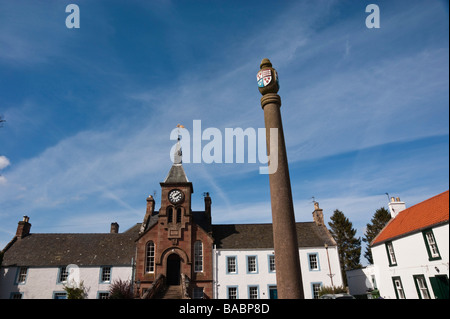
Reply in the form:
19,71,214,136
0,156,10,170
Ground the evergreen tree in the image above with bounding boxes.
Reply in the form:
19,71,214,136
362,207,391,264
328,209,362,286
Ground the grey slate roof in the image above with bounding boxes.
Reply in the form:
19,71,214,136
163,164,189,183
1,222,336,268
212,222,336,249
1,224,141,267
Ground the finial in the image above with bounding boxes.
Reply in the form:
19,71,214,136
260,58,272,69
173,124,183,165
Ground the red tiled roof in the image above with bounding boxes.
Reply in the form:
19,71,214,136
372,190,449,246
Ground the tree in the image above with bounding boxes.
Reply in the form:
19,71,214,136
63,280,89,299
328,209,362,286
109,279,134,299
362,207,391,264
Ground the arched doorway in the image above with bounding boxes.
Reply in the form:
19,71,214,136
166,253,181,285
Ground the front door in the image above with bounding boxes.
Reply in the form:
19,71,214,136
269,286,278,299
430,275,449,299
167,253,181,285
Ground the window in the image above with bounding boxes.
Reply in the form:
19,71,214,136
268,255,276,272
392,277,405,299
228,286,238,299
98,292,110,299
385,242,397,266
311,283,322,299
413,275,431,299
247,256,257,273
371,275,378,289
176,207,182,223
58,266,68,283
248,286,259,299
167,207,173,223
226,256,237,274
10,292,23,299
100,266,111,283
194,241,203,272
423,229,441,261
308,253,319,271
145,241,155,273
53,292,67,299
16,267,28,284
193,288,204,299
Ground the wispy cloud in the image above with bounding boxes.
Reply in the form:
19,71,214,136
0,0,448,253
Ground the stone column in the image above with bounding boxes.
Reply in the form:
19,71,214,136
257,58,304,299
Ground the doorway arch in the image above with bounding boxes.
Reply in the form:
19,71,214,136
166,253,181,285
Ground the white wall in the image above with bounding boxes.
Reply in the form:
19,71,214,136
0,266,133,299
371,223,449,299
213,246,343,299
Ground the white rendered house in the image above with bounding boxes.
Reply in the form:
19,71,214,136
212,203,343,299
369,191,449,299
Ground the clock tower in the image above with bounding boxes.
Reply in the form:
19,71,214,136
135,137,214,298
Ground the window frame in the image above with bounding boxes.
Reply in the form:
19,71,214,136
392,276,406,299
248,285,259,299
413,275,431,299
311,282,322,299
100,266,112,283
385,241,398,266
15,267,28,285
227,286,239,299
308,253,320,271
145,241,156,273
226,256,238,274
194,241,203,273
246,255,258,274
268,254,276,273
57,266,69,284
422,229,441,261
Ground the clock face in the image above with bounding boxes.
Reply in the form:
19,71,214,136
168,189,184,204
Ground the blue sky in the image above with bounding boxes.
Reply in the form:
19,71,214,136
0,0,448,264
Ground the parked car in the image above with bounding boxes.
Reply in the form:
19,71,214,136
319,293,355,299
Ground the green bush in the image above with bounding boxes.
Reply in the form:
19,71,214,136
318,285,347,297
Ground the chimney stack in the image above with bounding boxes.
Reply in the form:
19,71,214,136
204,192,212,226
140,195,155,234
16,216,31,238
110,222,119,234
312,202,325,226
388,196,406,218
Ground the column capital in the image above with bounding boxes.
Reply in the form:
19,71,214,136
260,93,281,110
